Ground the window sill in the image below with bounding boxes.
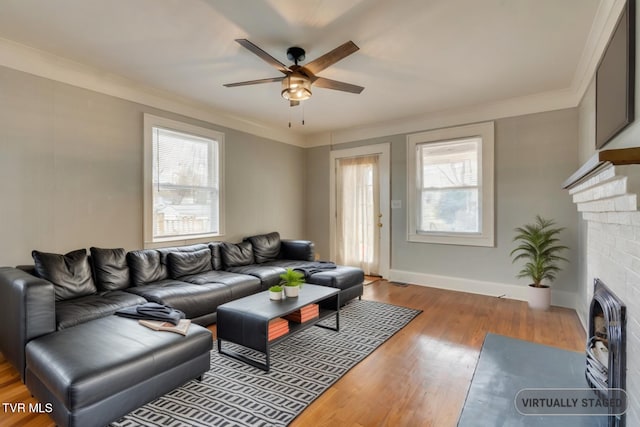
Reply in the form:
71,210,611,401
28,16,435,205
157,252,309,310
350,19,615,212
408,233,494,247
144,233,224,249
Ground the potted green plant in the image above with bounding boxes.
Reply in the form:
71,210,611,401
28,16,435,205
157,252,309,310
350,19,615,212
269,285,283,301
510,215,569,310
280,268,305,298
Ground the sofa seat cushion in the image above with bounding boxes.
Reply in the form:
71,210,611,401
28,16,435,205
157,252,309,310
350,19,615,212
55,291,146,330
25,315,211,417
261,260,316,269
304,265,365,291
224,265,287,289
181,271,261,299
126,280,231,319
181,270,260,293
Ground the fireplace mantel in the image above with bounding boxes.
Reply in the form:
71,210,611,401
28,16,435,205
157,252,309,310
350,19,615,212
563,148,640,189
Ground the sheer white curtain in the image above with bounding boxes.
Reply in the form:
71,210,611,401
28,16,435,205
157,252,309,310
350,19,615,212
336,155,380,275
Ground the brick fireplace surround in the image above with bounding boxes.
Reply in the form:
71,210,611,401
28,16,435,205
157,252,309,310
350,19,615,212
568,161,640,425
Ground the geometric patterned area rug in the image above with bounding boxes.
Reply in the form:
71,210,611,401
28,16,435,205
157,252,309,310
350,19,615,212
111,300,421,427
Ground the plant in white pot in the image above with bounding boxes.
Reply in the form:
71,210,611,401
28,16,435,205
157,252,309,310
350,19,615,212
280,268,305,298
269,285,283,301
510,215,569,310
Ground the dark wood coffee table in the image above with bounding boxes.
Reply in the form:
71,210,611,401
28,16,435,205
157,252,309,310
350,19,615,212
216,284,340,371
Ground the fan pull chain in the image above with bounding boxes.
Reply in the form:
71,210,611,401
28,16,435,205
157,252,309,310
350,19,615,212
302,104,305,126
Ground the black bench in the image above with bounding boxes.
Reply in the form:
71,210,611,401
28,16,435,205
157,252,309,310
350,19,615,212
25,315,212,427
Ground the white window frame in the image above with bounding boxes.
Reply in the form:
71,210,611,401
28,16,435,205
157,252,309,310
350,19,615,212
407,121,494,247
143,114,225,248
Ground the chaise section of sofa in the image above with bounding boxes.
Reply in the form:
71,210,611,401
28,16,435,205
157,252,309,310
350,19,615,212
25,315,212,427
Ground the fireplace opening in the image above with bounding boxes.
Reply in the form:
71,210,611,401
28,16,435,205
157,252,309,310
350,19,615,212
586,279,626,426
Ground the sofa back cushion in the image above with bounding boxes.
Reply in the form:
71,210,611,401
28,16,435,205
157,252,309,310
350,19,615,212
90,247,130,291
126,249,167,287
245,232,281,264
208,242,223,270
167,248,212,278
279,240,315,261
220,241,255,268
127,244,211,286
32,249,97,301
157,243,209,267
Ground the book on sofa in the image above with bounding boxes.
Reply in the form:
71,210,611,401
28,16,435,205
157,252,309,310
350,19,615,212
139,319,191,336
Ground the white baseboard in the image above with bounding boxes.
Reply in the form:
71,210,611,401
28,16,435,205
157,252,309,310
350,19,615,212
388,269,579,310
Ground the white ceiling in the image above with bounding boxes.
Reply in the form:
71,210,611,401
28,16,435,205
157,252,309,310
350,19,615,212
0,0,620,142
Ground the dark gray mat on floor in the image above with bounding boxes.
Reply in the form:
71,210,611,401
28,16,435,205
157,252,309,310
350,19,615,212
458,333,611,427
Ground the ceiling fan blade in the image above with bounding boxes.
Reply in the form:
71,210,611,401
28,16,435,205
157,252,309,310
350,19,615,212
290,100,300,107
304,41,359,75
313,77,364,94
223,77,284,87
235,39,291,74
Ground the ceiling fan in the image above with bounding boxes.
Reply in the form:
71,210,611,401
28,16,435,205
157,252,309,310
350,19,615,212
224,39,364,107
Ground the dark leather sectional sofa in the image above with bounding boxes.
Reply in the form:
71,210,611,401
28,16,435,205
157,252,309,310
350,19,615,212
0,231,364,427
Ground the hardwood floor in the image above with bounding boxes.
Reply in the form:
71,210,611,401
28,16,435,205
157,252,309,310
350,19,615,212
0,280,585,427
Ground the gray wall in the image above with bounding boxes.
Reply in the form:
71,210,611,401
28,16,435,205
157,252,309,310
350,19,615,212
0,66,306,266
0,61,581,298
306,109,580,294
576,78,597,324
578,0,640,157
575,2,640,323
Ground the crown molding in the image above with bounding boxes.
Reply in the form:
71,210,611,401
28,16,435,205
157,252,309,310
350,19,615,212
303,0,623,148
0,37,305,147
571,0,627,105
304,87,577,147
0,0,621,150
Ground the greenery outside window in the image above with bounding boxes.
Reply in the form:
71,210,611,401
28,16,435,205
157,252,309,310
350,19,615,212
407,122,494,246
144,114,224,246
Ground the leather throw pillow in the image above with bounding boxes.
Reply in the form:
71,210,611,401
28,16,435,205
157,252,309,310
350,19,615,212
167,248,212,278
90,247,130,291
220,241,255,268
245,231,281,264
209,242,223,271
126,250,166,287
32,249,97,301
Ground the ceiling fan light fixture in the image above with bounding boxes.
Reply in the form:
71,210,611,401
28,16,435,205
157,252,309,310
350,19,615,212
281,74,312,101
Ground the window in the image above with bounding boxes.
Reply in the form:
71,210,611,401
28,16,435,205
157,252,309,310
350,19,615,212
144,114,224,245
407,122,494,246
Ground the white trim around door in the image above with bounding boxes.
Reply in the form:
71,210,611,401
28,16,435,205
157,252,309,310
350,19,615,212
329,143,391,279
